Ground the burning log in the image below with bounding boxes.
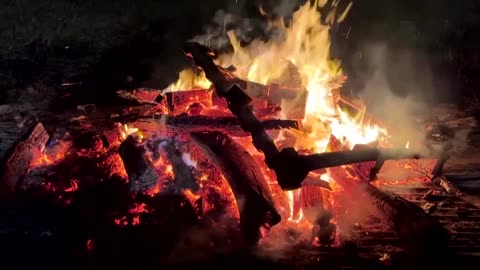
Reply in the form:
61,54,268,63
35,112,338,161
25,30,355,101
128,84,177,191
161,139,200,194
147,83,307,119
189,131,281,246
182,42,441,191
0,121,49,200
112,114,300,138
119,136,159,193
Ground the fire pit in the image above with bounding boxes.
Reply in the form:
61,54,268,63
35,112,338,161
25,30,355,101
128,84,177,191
1,1,480,269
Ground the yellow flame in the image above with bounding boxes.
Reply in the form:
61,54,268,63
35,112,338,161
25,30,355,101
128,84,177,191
286,190,303,223
167,69,212,91
171,1,386,224
118,123,143,140
171,1,383,150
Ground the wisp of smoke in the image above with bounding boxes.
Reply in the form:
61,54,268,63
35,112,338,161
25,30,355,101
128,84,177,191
190,0,303,51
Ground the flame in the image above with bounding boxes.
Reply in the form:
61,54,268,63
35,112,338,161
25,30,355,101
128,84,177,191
32,140,71,167
117,123,143,140
167,69,212,91
169,1,394,236
172,1,383,151
286,190,303,223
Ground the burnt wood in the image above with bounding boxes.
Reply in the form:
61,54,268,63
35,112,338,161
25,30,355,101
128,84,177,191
0,121,49,200
363,183,449,253
183,42,440,191
119,135,159,193
190,131,281,246
161,139,200,194
113,114,300,138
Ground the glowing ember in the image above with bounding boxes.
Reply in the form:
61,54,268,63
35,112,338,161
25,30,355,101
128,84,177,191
115,203,150,226
64,179,79,192
86,239,94,251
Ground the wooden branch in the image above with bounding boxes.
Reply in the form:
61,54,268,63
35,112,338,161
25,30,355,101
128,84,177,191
119,136,159,193
189,131,281,245
0,121,49,200
434,175,480,209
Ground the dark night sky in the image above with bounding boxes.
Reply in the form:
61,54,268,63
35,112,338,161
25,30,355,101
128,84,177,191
1,0,479,104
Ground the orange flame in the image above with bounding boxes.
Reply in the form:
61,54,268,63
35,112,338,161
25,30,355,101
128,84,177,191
168,1,397,236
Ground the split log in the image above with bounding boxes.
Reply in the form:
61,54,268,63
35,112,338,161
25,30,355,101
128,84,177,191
118,136,159,193
161,139,200,194
114,114,299,138
189,131,281,246
0,121,49,200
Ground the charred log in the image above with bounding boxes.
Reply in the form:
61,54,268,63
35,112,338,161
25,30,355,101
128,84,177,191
326,136,448,253
119,136,159,193
189,131,281,246
362,183,449,253
161,139,200,194
113,114,299,138
0,121,49,200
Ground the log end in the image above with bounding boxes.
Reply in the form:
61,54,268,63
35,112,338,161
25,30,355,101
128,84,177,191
0,122,49,199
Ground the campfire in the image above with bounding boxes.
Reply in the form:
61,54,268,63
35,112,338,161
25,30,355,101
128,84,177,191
1,1,461,268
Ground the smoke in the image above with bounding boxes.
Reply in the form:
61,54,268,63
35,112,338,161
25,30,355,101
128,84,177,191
190,0,302,51
351,44,427,148
352,42,470,154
